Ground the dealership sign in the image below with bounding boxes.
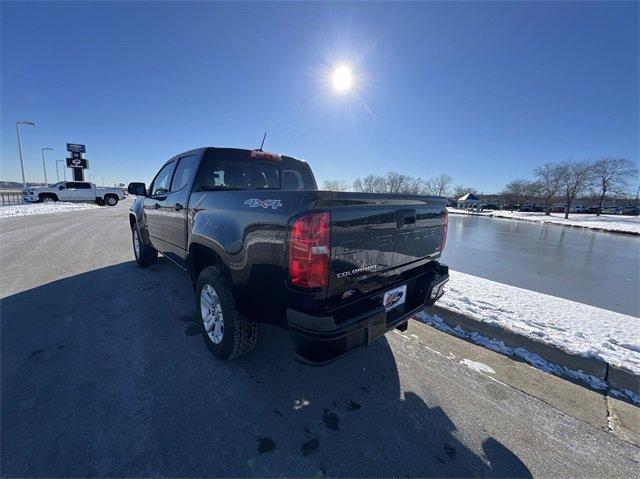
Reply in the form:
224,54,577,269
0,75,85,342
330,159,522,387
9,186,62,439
66,158,89,169
66,143,86,153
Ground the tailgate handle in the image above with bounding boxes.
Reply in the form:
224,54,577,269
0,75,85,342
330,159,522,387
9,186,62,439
396,209,416,228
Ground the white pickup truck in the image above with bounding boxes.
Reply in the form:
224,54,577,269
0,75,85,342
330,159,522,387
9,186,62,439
22,181,125,206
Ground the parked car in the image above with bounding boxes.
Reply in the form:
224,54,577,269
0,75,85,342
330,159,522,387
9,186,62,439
602,206,622,214
482,203,499,210
500,204,518,211
570,205,589,213
518,204,544,212
22,181,125,206
551,205,565,213
128,147,450,365
618,207,639,216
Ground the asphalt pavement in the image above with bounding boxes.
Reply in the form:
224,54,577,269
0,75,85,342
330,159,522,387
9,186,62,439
1,199,639,477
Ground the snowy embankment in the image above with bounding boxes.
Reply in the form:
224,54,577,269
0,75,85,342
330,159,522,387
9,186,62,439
447,208,640,235
0,202,101,219
419,271,640,376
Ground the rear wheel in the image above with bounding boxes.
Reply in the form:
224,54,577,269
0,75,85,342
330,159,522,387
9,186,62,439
105,195,118,206
132,226,157,266
195,266,258,361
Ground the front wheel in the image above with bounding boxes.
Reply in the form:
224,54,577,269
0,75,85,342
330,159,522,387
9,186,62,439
195,266,258,361
132,226,157,266
40,195,57,203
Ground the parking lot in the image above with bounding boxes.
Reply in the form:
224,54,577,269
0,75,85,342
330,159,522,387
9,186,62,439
1,200,639,477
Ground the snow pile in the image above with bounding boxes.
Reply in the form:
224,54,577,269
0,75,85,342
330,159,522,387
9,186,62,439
447,208,640,235
427,270,640,375
0,202,101,219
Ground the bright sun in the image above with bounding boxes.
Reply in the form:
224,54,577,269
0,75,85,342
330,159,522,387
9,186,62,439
331,64,354,92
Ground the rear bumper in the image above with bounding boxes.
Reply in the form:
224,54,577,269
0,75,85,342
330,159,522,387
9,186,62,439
287,263,449,366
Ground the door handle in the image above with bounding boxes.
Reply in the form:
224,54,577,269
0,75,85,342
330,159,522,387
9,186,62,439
174,203,184,211
154,203,161,209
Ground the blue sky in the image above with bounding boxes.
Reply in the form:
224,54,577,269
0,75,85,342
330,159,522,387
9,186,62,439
1,1,638,192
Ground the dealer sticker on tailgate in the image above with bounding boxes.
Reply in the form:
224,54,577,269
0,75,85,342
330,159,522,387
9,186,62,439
383,285,407,311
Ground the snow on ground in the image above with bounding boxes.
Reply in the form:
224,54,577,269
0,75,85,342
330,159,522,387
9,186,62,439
0,202,101,219
425,270,640,375
447,208,640,235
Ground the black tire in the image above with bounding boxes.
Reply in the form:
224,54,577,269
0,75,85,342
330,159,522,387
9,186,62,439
105,195,118,206
132,226,157,266
40,194,57,203
195,266,258,361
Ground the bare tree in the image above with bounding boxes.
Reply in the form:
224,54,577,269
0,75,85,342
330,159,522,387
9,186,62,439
533,163,563,215
451,184,477,200
501,178,536,207
590,158,638,215
425,174,452,197
322,179,350,191
353,172,428,195
353,175,386,193
557,160,594,219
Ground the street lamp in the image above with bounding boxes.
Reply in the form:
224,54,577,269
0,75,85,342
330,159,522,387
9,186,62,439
56,159,66,182
16,120,37,189
41,147,53,185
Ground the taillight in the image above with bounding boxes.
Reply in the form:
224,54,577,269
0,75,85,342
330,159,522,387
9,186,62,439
289,212,330,288
441,209,448,253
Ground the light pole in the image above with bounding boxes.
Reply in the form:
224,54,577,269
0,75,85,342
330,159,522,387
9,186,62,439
16,120,37,189
56,160,66,182
41,147,53,185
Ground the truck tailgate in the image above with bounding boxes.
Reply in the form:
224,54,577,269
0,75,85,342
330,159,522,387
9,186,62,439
328,192,446,300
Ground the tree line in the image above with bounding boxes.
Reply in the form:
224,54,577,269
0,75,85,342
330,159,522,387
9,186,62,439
322,157,638,219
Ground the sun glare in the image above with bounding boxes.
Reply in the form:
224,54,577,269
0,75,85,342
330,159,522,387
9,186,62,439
331,64,354,92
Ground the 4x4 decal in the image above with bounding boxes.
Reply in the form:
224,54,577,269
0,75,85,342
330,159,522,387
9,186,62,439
244,199,283,210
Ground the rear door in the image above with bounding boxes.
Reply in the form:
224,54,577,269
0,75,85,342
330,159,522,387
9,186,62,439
143,160,175,251
328,193,447,298
160,153,200,265
74,182,94,200
63,182,89,201
61,182,77,200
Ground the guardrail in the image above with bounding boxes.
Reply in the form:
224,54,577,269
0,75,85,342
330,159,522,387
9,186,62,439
0,193,24,206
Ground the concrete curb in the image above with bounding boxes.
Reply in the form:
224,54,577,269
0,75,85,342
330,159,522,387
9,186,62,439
426,305,640,396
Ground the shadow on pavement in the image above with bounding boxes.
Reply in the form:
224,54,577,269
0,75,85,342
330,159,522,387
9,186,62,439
1,259,531,478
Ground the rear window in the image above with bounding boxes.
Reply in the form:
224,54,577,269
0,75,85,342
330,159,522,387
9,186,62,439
193,148,316,192
281,157,316,191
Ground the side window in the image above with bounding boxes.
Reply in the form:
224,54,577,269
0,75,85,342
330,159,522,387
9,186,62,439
65,182,75,189
149,162,174,196
77,182,91,189
170,155,198,192
252,162,280,189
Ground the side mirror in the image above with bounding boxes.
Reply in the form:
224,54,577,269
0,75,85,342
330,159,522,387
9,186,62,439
59,185,64,190
128,182,147,196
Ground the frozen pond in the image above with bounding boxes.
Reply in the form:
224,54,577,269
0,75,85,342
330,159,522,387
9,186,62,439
443,215,639,316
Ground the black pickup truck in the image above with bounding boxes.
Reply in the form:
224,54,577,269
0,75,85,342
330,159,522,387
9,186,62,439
128,147,449,365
